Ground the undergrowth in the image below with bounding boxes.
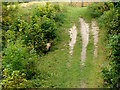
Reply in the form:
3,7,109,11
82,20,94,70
2,2,66,88
88,2,120,88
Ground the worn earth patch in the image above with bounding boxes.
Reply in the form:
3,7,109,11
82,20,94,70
79,18,89,66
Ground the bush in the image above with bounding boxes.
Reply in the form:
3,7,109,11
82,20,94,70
2,3,57,53
102,34,120,88
53,3,65,26
24,14,57,53
98,7,119,35
88,2,120,88
2,40,28,70
33,3,56,19
2,5,19,49
24,49,39,80
53,3,62,12
87,2,120,88
54,12,65,26
2,40,39,80
88,3,110,18
2,68,26,88
2,2,66,88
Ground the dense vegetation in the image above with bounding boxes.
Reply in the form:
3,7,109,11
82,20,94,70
88,2,120,88
1,1,120,88
2,2,65,88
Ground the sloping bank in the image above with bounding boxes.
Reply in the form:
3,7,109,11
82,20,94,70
87,2,120,88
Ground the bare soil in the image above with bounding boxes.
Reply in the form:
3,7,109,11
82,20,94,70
79,18,89,66
69,24,77,56
91,20,99,58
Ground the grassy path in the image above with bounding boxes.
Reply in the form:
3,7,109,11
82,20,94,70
38,6,106,88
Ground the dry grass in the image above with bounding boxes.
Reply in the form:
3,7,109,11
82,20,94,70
7,1,46,8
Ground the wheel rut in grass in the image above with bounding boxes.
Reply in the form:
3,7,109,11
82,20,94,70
79,18,99,88
69,24,77,56
79,18,89,66
91,20,99,58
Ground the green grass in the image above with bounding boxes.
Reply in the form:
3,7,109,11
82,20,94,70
78,19,107,88
2,2,108,88
27,5,107,88
35,6,84,88
80,30,94,87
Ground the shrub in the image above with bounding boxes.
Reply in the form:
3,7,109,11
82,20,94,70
32,3,56,19
2,2,66,88
88,2,120,88
2,5,19,49
2,2,20,6
24,49,39,80
2,40,39,79
98,8,119,35
53,3,66,26
2,68,26,88
2,40,28,70
54,12,65,26
24,15,57,53
2,3,57,53
102,34,120,88
53,3,62,12
88,3,109,18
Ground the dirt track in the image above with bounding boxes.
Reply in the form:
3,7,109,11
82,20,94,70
69,24,77,55
79,18,89,66
91,20,99,58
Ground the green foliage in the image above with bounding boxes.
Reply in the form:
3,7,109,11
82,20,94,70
2,5,19,49
24,49,39,80
2,2,20,6
2,40,28,70
2,3,58,53
102,34,120,88
2,2,65,88
27,13,56,52
2,40,39,80
98,8,119,35
33,3,56,19
2,3,66,53
53,3,62,12
2,5,19,30
88,3,107,18
54,12,65,26
53,3,66,26
88,2,120,88
2,68,26,88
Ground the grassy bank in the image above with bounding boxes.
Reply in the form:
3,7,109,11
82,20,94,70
35,6,83,88
2,2,108,88
35,6,106,88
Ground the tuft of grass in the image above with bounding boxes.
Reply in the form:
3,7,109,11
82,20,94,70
79,7,92,23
